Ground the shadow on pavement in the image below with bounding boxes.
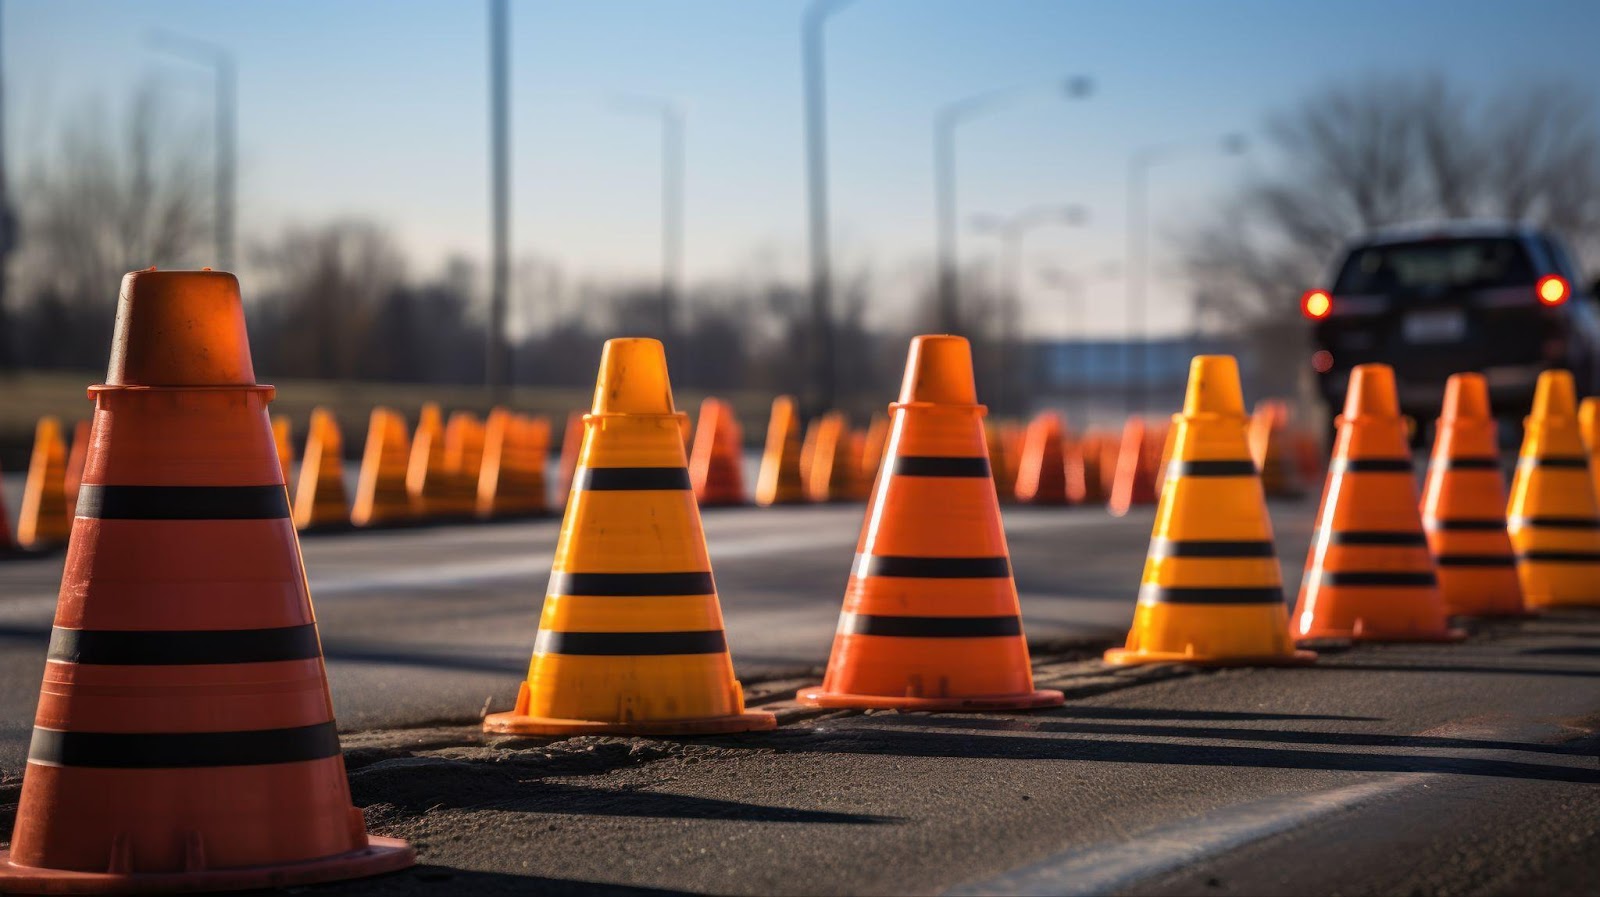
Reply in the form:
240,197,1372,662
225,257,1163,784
1050,707,1380,723
292,865,697,896
1315,662,1600,679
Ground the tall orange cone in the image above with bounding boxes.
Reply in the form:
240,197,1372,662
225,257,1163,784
17,416,71,549
1014,412,1069,504
484,339,775,736
1420,374,1526,617
1295,364,1462,642
688,397,746,507
1106,356,1314,666
478,409,549,518
351,407,414,527
272,414,295,487
755,395,807,506
64,419,91,519
0,269,411,892
1579,397,1600,500
556,409,585,504
292,407,350,531
1108,418,1159,516
1507,370,1600,608
798,335,1064,711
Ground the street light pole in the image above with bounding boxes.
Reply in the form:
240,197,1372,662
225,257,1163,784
934,76,1090,334
0,0,17,373
486,0,511,400
149,31,236,271
613,96,685,337
802,0,855,412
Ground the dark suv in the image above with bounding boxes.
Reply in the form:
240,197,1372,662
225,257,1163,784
1303,222,1600,436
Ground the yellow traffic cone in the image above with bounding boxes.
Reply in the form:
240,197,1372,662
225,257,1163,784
1507,370,1600,607
17,417,71,549
1106,356,1314,666
484,338,775,736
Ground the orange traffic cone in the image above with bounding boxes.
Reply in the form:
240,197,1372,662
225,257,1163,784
1250,400,1306,498
689,397,747,507
845,429,871,500
1069,430,1109,505
406,403,449,518
1108,417,1159,516
17,416,71,549
804,411,856,502
798,335,1064,711
1295,364,1461,642
484,338,775,736
556,409,585,504
984,419,1019,501
63,419,90,519
293,407,350,531
1579,397,1600,502
1106,356,1314,666
441,410,486,517
478,409,549,518
272,414,295,487
755,395,807,506
1014,412,1069,504
1420,374,1525,617
352,407,414,527
1507,370,1600,608
0,269,412,892
860,413,890,486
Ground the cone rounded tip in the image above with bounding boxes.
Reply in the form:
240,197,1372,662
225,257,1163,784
1344,364,1399,419
899,334,978,405
593,338,676,415
1182,355,1245,417
105,269,256,386
1532,369,1577,419
1441,373,1491,421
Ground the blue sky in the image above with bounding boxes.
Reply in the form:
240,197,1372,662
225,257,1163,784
10,0,1600,336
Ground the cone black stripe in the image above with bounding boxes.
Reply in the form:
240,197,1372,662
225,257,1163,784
47,624,321,666
534,630,727,655
1317,530,1430,546
75,484,291,520
1426,518,1509,531
1508,516,1600,530
886,456,991,477
1516,550,1600,563
572,467,692,491
852,554,1011,578
1148,539,1276,558
1516,456,1590,469
1437,457,1501,471
1167,459,1258,477
548,571,715,596
1138,584,1286,604
1434,555,1518,567
1332,458,1413,473
838,613,1021,637
1309,571,1438,587
28,722,340,769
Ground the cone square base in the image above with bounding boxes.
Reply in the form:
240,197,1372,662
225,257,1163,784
482,709,775,737
795,687,1065,712
1103,647,1317,668
0,837,414,895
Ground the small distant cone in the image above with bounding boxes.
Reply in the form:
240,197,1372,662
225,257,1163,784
1295,364,1462,642
1106,356,1315,666
292,407,350,531
984,420,1019,501
352,407,415,527
1108,418,1159,516
688,397,747,506
1014,412,1069,504
484,338,775,736
799,412,825,495
1069,430,1109,505
798,335,1064,711
755,396,807,506
1420,374,1526,617
406,403,449,518
679,410,694,450
0,269,412,892
273,414,295,487
859,414,890,486
63,419,90,519
804,411,857,502
1507,370,1600,608
845,430,871,500
556,409,585,504
17,417,71,549
1099,433,1121,499
1250,400,1306,498
478,409,550,518
441,411,486,517
1580,397,1600,501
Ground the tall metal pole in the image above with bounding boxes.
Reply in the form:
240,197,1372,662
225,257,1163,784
802,0,853,412
1125,151,1150,416
149,32,236,270
934,110,960,333
486,0,511,399
0,0,16,373
661,104,683,337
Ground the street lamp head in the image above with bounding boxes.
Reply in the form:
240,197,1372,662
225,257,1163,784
1061,76,1094,100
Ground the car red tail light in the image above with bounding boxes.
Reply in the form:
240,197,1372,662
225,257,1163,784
1301,289,1333,320
1536,274,1570,306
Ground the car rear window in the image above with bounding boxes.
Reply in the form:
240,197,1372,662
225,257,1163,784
1333,238,1535,295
